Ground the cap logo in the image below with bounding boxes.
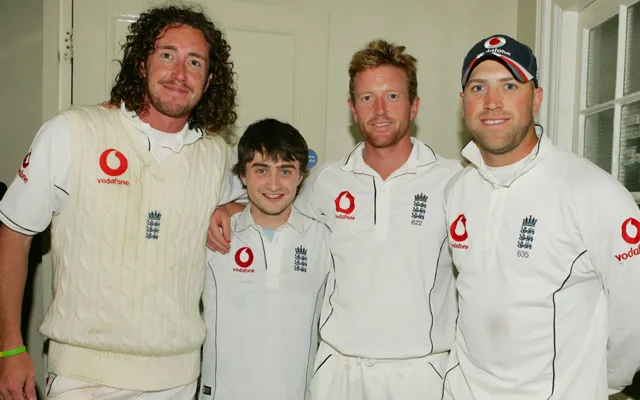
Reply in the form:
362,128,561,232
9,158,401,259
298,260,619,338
484,36,506,49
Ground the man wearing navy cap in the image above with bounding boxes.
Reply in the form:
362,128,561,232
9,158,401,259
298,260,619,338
442,34,640,399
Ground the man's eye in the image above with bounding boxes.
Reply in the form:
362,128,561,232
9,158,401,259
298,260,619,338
389,93,398,99
281,169,291,175
362,95,372,101
470,85,483,92
190,59,202,68
160,52,171,59
505,83,517,90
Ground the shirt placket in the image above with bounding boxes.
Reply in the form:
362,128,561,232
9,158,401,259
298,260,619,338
375,177,392,241
483,187,506,263
264,230,284,289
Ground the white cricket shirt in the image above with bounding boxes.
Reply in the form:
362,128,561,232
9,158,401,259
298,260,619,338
201,205,332,400
295,138,462,359
443,131,640,399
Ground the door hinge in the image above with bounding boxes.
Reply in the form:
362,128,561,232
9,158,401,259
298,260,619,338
61,29,73,62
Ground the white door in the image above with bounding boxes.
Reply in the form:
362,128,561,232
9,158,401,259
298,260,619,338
72,0,330,163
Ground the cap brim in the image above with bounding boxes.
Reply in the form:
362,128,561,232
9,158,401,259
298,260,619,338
462,53,536,88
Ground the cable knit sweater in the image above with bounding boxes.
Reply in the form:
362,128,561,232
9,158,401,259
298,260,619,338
39,106,229,390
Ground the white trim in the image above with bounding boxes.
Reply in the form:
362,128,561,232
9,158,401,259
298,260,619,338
536,0,581,152
580,99,616,114
546,3,562,145
610,4,628,179
59,0,73,111
43,0,72,121
536,0,553,132
41,0,72,381
615,5,628,99
556,9,580,152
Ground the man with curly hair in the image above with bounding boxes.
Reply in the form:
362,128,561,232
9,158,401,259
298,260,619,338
0,5,237,399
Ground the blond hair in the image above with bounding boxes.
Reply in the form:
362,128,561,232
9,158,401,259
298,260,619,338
348,39,418,103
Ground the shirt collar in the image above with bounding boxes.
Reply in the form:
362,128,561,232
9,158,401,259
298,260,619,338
119,103,203,152
341,137,438,175
235,203,305,234
461,125,551,187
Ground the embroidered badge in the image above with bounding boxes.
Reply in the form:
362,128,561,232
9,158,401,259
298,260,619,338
97,148,130,186
18,151,31,183
517,215,537,258
335,191,356,220
146,211,161,240
411,193,428,226
234,247,255,273
294,246,308,272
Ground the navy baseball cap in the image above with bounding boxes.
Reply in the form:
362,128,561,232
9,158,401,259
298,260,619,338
461,34,538,89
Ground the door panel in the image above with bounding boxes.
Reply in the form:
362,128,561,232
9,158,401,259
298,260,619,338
73,0,329,162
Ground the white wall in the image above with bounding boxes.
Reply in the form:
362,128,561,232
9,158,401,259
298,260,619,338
0,0,46,395
519,0,539,49
229,0,530,158
318,0,522,161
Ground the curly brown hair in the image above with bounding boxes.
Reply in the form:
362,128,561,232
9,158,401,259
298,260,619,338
348,39,418,104
109,4,237,133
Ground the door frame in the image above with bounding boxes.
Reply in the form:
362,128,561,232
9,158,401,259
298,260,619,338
40,0,72,383
44,0,72,119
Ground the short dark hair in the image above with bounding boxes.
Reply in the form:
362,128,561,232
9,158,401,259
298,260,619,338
109,4,237,133
233,118,309,178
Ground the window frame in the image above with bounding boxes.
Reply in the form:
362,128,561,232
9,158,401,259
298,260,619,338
539,0,640,201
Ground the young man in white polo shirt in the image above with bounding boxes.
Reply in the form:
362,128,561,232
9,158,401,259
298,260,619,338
208,39,462,400
200,118,332,400
443,34,640,399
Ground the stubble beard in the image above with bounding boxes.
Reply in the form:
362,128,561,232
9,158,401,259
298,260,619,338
147,79,201,119
470,109,534,156
362,120,410,150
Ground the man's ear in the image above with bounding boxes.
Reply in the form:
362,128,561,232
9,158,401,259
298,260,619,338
532,87,544,116
348,98,358,123
409,96,420,121
240,173,247,187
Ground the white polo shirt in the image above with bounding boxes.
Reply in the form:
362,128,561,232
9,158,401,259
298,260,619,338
201,205,332,400
443,131,640,399
295,138,462,359
0,104,239,233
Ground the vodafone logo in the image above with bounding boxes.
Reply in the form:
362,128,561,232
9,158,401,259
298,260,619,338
335,191,355,220
233,247,255,273
18,151,31,183
100,149,128,176
616,218,640,261
622,218,640,245
449,214,469,249
484,36,507,49
97,149,130,186
22,152,31,169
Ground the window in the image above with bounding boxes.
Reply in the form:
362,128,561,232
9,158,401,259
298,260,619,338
579,0,640,199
